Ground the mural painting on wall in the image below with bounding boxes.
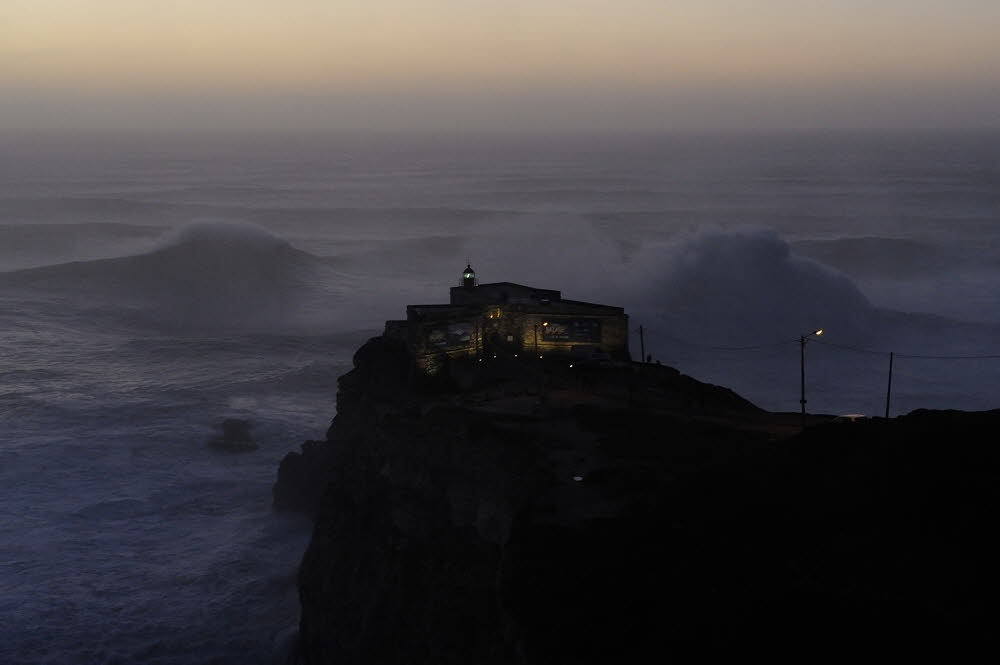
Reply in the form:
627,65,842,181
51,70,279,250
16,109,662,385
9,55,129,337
542,319,602,343
428,321,474,348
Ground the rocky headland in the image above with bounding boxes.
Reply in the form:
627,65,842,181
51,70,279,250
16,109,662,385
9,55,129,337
275,336,1000,662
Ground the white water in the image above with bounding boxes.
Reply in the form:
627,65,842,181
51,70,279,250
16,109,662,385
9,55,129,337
1,131,999,663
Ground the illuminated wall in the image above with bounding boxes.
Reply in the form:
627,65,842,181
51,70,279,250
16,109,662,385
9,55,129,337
404,305,629,373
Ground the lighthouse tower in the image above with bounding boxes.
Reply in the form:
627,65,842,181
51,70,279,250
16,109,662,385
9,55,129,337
462,263,477,288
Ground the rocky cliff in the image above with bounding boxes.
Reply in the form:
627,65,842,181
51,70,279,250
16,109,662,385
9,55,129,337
275,337,1000,662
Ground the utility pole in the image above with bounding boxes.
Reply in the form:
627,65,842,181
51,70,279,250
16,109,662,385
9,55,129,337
639,324,646,364
885,351,894,419
800,335,807,428
799,329,823,430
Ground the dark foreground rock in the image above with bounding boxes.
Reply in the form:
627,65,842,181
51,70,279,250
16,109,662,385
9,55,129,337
207,417,258,452
275,337,1000,662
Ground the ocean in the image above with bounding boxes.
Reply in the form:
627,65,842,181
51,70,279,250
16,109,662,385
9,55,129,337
1,131,998,663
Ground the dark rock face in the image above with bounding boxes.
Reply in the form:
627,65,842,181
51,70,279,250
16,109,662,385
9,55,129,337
275,338,1000,663
273,439,332,515
207,417,258,452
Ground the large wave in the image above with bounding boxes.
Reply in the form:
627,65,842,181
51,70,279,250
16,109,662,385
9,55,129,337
1,221,345,330
618,228,1000,414
628,228,874,345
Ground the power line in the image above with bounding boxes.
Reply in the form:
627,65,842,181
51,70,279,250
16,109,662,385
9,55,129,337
654,330,798,352
813,338,1000,360
811,339,888,356
635,323,999,420
637,325,1000,361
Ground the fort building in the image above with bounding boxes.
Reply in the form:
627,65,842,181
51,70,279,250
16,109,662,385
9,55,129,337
384,264,630,373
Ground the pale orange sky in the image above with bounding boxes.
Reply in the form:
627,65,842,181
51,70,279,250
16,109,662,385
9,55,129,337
3,1,999,131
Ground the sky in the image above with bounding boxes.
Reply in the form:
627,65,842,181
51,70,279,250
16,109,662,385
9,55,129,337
2,0,999,132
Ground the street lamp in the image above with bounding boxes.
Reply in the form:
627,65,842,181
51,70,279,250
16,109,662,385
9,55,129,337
534,321,549,356
800,329,823,428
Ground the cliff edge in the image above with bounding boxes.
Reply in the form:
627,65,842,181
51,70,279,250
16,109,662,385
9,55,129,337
275,336,1000,662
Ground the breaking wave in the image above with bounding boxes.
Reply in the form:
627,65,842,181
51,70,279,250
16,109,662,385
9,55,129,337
632,228,875,344
0,221,347,330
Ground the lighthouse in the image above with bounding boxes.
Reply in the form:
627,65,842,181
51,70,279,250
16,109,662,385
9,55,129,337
462,263,477,288
381,266,630,373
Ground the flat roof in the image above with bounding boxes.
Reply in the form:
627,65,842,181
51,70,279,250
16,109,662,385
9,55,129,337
408,300,623,317
471,281,560,291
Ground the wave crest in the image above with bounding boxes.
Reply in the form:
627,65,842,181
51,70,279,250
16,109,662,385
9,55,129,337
2,222,340,330
155,221,291,254
637,228,873,344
